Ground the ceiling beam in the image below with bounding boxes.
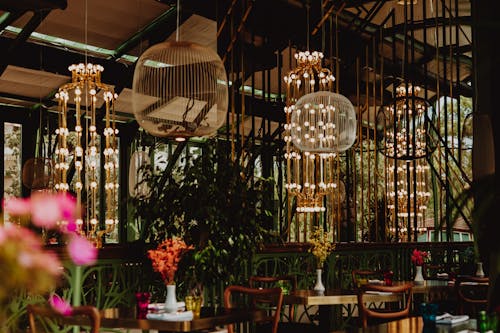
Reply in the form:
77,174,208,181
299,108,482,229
0,10,51,76
0,11,27,32
417,44,472,66
383,59,472,97
383,16,471,35
0,37,134,89
110,6,177,61
336,10,473,68
0,0,66,12
343,0,383,8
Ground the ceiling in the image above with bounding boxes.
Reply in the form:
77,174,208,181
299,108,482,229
0,0,472,129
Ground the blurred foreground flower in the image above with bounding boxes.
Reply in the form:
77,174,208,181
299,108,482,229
1,192,96,317
49,294,72,315
0,224,61,305
68,234,97,266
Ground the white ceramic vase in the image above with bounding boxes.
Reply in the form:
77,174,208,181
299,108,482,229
414,265,424,284
165,284,178,313
475,262,485,277
313,268,325,294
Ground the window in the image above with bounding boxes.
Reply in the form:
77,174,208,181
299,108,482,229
3,123,22,223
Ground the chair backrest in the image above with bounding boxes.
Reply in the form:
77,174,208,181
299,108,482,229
224,285,283,333
455,276,489,315
249,275,297,321
351,270,382,289
357,282,413,328
249,275,298,291
27,305,101,333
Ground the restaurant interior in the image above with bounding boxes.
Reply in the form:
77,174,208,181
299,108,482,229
1,0,499,332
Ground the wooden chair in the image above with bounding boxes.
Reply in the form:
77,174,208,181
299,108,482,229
224,285,283,333
455,276,489,316
249,275,297,320
27,305,101,333
351,270,383,289
249,275,317,333
357,282,413,328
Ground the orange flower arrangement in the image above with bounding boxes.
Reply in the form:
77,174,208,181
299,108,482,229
148,238,193,285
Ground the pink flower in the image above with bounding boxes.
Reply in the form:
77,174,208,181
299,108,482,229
3,197,31,216
49,294,72,315
67,235,97,266
65,219,78,233
30,194,62,228
56,193,77,221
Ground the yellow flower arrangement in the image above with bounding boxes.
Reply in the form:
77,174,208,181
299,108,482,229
309,226,335,268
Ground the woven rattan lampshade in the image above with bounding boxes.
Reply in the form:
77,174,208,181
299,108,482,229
290,91,356,153
132,41,228,140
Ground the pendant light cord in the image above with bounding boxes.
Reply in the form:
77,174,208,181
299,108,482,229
176,0,180,42
85,0,88,64
306,1,310,50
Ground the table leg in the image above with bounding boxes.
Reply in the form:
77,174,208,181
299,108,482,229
319,305,333,333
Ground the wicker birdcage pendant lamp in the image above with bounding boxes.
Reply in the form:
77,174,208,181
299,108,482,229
290,91,356,153
132,41,228,140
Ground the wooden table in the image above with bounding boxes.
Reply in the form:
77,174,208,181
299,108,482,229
284,280,452,305
283,280,454,332
62,308,265,332
284,289,402,306
335,316,477,333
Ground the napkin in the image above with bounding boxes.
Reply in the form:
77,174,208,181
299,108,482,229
146,310,194,321
435,313,469,324
365,291,393,295
368,279,384,285
148,302,186,312
437,273,449,278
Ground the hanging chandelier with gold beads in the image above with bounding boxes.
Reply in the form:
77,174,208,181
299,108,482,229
283,51,336,213
284,50,355,215
55,63,119,243
379,83,431,233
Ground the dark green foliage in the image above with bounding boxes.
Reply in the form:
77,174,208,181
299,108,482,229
445,173,500,310
131,139,276,290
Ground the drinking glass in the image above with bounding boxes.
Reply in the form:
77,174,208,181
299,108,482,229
135,292,151,319
420,302,438,326
185,295,202,317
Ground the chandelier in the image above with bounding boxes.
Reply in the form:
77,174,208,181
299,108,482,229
284,50,353,213
380,83,431,232
55,63,119,242
382,84,428,160
386,158,431,221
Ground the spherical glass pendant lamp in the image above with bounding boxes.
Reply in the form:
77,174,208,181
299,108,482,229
132,41,228,140
290,91,356,153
